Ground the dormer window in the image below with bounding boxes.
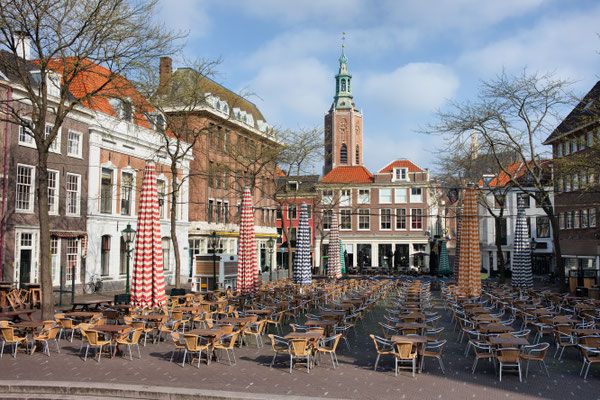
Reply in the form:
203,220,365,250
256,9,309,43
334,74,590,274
393,167,408,182
109,98,133,122
288,181,298,191
31,70,61,98
149,113,165,132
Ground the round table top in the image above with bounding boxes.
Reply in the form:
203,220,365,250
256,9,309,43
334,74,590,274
135,313,167,320
12,321,45,328
91,324,132,333
185,328,223,337
306,319,336,326
64,312,97,318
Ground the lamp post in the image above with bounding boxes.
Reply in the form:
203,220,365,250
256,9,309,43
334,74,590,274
268,236,275,281
208,231,221,291
121,223,136,295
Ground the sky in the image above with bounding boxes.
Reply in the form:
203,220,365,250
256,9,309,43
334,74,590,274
157,0,600,175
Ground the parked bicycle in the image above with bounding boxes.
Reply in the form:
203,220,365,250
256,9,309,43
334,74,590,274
84,272,103,294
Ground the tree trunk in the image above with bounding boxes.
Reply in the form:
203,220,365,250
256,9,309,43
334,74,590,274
494,216,506,284
170,162,181,289
37,151,53,320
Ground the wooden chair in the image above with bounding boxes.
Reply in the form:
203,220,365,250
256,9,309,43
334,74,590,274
115,328,143,360
182,334,211,368
0,326,27,358
268,334,291,368
316,334,341,369
497,347,522,382
289,338,312,373
214,332,240,365
520,342,550,378
33,326,61,356
392,341,418,377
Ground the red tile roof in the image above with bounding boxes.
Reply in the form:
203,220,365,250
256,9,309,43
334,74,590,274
378,159,424,173
479,160,551,187
321,166,374,184
46,58,154,129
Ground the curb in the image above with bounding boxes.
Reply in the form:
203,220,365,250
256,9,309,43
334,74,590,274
0,380,342,400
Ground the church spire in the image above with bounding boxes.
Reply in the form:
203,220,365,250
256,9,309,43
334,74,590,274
334,32,353,109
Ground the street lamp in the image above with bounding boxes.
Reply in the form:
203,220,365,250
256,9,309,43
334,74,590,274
121,223,136,295
208,231,221,291
267,236,275,281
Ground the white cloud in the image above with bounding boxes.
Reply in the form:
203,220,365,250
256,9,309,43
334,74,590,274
244,58,331,127
363,133,432,172
232,0,366,24
360,63,459,114
458,5,600,85
157,0,212,39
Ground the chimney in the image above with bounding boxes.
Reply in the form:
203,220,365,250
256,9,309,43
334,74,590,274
14,31,31,60
159,56,172,93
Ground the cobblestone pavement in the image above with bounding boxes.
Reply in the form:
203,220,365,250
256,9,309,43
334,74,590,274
2,290,599,399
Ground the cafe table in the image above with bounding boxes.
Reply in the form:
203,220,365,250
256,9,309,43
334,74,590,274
390,335,428,372
185,328,224,360
90,324,132,357
487,336,529,347
64,311,98,320
245,309,272,318
305,319,337,336
0,309,35,322
478,323,513,334
285,331,323,351
12,321,46,354
70,299,112,311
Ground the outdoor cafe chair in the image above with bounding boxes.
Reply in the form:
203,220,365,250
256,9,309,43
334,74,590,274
471,342,495,374
33,325,61,356
169,332,186,363
370,334,394,371
421,340,447,375
214,332,239,366
497,347,522,382
384,315,400,324
520,342,550,378
0,326,27,358
579,345,600,380
182,334,211,368
379,322,399,340
290,323,309,332
268,334,291,368
305,313,322,321
425,315,441,328
553,326,577,360
499,317,516,327
115,328,143,361
243,320,267,348
81,330,112,363
289,338,312,374
131,321,154,346
316,334,341,369
58,318,79,342
392,341,418,377
531,322,553,344
425,327,444,342
265,311,284,335
512,329,531,339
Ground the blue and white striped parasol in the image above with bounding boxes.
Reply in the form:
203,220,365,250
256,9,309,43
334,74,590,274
512,195,533,289
293,203,312,285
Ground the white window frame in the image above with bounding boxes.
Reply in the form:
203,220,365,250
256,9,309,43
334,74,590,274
67,130,83,158
45,124,61,154
65,238,80,282
223,201,229,224
18,120,36,148
410,187,423,203
410,208,423,231
66,173,81,216
380,208,392,230
394,188,407,203
590,208,596,228
47,169,59,215
340,189,351,207
556,143,563,157
120,169,135,216
393,167,408,182
396,208,407,230
358,189,370,204
100,166,114,214
157,178,167,219
322,189,333,205
358,209,370,230
379,188,392,204
16,164,35,213
50,237,61,285
340,209,352,230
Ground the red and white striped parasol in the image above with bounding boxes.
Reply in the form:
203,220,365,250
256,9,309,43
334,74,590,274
237,187,259,294
457,186,481,298
327,213,342,279
131,161,166,308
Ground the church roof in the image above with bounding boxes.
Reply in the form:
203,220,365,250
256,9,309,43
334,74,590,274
378,159,424,174
321,166,374,184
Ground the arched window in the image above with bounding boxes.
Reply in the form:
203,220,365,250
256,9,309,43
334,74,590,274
341,79,346,92
355,145,360,164
340,144,348,164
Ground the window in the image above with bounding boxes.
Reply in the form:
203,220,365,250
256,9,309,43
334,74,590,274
499,217,508,245
66,238,79,282
157,180,166,218
45,125,60,153
564,141,570,155
322,190,333,204
16,165,34,212
287,205,297,220
47,170,59,215
18,121,34,146
340,144,348,164
536,216,550,238
162,238,170,270
574,210,580,229
119,237,127,275
216,200,222,223
410,187,422,203
579,135,586,151
276,206,282,220
340,189,351,206
379,188,392,204
66,173,81,216
556,143,563,157
119,172,133,216
565,176,571,192
208,199,214,223
517,193,530,208
67,131,82,157
396,208,407,230
101,235,110,276
394,188,407,203
223,201,229,224
581,209,588,228
411,209,423,230
571,139,577,153
355,146,360,164
566,211,573,229
358,209,370,230
323,210,332,230
340,209,352,230
573,175,579,191
100,168,113,213
109,98,133,121
559,213,565,230
557,178,563,193
380,209,392,230
393,168,407,181
590,208,596,227
358,189,370,204
287,181,298,191
588,132,594,147
50,237,59,283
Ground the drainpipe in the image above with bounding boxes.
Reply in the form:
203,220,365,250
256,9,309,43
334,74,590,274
0,87,11,280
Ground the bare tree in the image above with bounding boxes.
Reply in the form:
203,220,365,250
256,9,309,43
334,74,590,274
429,70,576,292
0,0,181,318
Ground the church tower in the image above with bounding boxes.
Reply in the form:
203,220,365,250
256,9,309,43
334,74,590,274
323,41,364,176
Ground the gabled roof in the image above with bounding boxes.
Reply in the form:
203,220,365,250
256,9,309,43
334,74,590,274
544,80,600,144
277,175,319,193
321,166,374,184
378,159,424,174
479,161,552,187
